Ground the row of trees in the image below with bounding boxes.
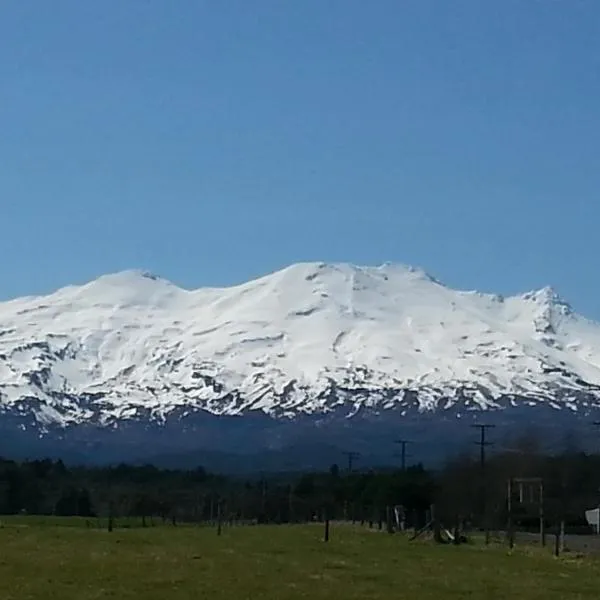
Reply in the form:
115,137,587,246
0,436,598,531
0,457,434,524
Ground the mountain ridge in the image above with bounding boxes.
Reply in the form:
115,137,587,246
0,261,599,464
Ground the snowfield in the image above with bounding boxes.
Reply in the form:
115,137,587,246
1,261,600,439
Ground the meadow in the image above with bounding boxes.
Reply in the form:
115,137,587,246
0,518,599,599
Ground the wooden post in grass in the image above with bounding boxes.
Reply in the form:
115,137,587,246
553,518,565,557
507,479,514,550
217,501,222,536
453,516,461,546
431,504,443,544
386,506,394,534
324,510,330,543
539,481,546,547
108,500,114,533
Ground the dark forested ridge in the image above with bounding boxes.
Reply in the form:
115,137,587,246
1,436,600,532
0,457,434,524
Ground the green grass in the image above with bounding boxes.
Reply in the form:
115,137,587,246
0,520,599,599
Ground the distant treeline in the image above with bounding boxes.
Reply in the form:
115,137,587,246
0,434,598,530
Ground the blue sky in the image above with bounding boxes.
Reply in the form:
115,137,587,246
1,1,599,316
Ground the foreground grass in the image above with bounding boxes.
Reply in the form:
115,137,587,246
0,521,599,599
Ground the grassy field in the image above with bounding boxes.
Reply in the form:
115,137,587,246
0,519,599,599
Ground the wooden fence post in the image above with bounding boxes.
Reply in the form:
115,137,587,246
432,504,443,543
507,479,514,550
560,520,565,553
217,501,222,536
386,506,394,534
453,515,461,546
108,500,114,533
539,481,546,547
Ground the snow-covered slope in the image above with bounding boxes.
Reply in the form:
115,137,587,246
1,262,600,439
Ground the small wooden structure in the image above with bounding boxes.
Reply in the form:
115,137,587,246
507,477,545,548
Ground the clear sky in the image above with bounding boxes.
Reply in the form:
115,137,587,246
1,2,599,316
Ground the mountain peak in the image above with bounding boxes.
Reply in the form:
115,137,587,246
522,285,572,315
92,269,170,285
61,269,185,310
273,261,442,285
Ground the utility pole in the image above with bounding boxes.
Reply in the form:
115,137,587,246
472,423,495,476
394,440,412,471
592,422,600,510
258,472,267,523
507,478,514,549
592,422,600,444
471,424,495,542
592,421,600,452
343,451,360,473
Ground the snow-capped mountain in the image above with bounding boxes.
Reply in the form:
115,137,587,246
1,262,599,467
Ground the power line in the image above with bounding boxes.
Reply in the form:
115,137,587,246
343,451,360,473
471,424,495,473
394,440,413,471
592,422,600,482
592,421,600,450
471,424,495,538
